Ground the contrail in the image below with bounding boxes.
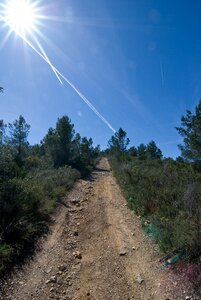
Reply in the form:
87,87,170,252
55,70,116,133
0,15,116,133
32,34,63,84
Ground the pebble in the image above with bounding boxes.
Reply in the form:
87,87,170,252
45,276,57,284
137,274,144,284
57,271,63,275
58,265,66,272
45,267,52,274
119,250,127,256
73,251,82,259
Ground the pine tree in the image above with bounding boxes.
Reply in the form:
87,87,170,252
146,140,162,159
108,128,130,153
8,115,30,165
176,100,201,163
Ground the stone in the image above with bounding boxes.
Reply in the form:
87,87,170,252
57,271,63,275
45,267,52,274
50,276,57,283
45,280,51,284
71,198,79,205
119,250,127,256
73,251,82,259
137,274,144,284
58,264,66,272
46,276,57,284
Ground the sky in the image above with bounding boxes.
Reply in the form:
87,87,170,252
1,0,201,158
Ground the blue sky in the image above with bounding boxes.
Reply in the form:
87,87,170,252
1,0,201,158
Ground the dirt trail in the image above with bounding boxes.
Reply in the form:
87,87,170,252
1,158,178,300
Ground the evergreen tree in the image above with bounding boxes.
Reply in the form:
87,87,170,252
80,137,93,164
0,120,6,145
8,115,30,165
43,116,75,167
128,146,138,157
137,143,147,159
176,100,201,163
146,140,162,159
43,127,58,165
108,128,130,153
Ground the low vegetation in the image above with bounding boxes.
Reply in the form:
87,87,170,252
108,101,201,262
0,115,100,275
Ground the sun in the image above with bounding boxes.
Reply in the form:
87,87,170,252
3,0,38,35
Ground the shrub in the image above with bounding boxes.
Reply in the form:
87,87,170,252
0,166,80,275
109,155,201,258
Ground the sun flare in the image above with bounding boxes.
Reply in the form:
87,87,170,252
4,0,38,35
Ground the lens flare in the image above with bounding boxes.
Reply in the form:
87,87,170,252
3,0,38,35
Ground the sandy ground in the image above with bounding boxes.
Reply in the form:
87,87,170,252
0,158,191,300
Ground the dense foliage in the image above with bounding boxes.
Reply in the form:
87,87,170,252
0,115,100,275
176,100,201,167
108,113,201,260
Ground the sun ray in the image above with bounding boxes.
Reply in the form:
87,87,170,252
0,27,13,49
10,25,63,84
0,1,116,133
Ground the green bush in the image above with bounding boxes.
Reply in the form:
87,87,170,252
0,166,80,275
0,145,17,181
109,155,201,257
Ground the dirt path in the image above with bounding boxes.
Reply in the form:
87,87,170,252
1,158,181,300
